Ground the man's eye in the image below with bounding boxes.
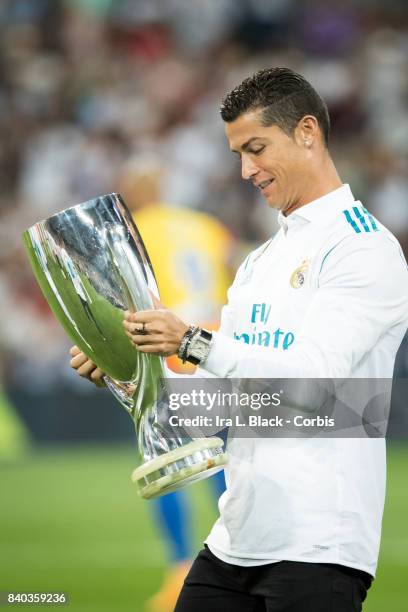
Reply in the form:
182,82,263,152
251,146,265,155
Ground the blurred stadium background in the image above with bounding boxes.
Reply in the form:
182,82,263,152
0,0,408,610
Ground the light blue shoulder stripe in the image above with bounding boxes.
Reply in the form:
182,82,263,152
343,206,379,234
362,206,379,231
353,206,370,232
343,209,361,233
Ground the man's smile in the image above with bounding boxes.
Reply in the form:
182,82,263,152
255,178,275,192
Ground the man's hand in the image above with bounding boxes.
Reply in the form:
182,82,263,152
69,345,106,387
123,296,189,357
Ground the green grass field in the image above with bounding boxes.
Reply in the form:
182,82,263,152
1,443,407,611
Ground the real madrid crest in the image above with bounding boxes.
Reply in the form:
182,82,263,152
290,259,311,289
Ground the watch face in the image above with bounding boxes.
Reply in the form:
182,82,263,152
187,330,212,364
191,338,207,359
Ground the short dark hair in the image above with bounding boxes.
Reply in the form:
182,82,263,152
220,67,330,147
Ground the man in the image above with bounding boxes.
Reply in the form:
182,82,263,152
70,68,408,611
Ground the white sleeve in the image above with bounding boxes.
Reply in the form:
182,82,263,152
203,234,408,379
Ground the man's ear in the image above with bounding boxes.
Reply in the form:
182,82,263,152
295,115,319,147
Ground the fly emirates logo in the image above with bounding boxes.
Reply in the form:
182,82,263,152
233,303,295,350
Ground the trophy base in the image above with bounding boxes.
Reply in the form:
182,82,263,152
131,437,227,499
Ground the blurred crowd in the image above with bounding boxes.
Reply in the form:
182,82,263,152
0,0,408,429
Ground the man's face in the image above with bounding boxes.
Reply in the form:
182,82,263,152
225,109,313,214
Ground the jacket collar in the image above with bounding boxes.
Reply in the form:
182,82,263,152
278,184,355,231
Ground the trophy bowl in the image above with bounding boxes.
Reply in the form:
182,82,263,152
22,193,227,498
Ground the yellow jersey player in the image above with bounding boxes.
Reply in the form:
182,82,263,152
117,157,232,611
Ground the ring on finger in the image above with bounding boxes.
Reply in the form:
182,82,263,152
135,322,147,335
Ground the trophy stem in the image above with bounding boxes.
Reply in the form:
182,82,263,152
103,376,136,415
130,374,228,499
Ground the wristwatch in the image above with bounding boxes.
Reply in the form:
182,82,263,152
178,327,213,365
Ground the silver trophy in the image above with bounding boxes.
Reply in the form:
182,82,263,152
22,193,227,498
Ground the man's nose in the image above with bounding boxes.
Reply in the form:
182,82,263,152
241,155,259,181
